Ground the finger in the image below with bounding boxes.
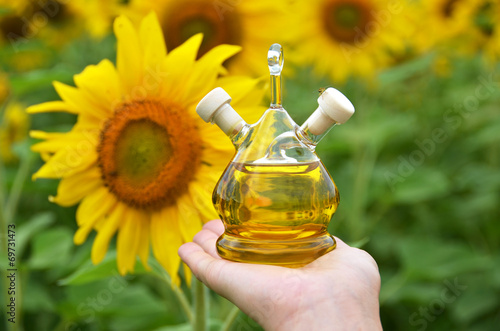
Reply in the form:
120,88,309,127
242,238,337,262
202,219,225,236
192,228,221,259
178,242,228,287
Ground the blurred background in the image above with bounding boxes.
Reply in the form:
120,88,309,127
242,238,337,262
1,0,499,330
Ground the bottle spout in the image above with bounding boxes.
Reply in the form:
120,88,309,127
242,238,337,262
300,88,355,145
268,44,284,108
196,87,246,136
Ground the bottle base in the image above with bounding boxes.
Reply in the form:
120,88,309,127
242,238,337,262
216,232,336,267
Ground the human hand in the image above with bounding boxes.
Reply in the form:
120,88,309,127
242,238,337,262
178,220,382,331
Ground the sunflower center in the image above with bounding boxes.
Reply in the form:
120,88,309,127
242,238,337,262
0,16,26,40
163,1,242,57
1,1,70,40
323,0,374,44
442,0,460,18
98,100,202,210
115,119,172,185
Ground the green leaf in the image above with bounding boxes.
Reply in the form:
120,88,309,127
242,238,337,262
28,227,73,269
9,67,74,96
452,285,499,324
16,211,55,258
23,278,56,313
379,53,434,85
63,281,172,329
391,168,451,204
397,238,491,281
58,250,156,285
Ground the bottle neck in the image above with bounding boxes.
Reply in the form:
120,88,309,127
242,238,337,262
270,73,282,108
228,121,250,148
299,107,338,146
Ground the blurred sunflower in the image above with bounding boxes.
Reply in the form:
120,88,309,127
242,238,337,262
0,0,131,48
28,13,265,282
135,0,287,76
0,0,133,72
412,0,478,53
0,102,30,164
288,0,412,82
468,0,499,63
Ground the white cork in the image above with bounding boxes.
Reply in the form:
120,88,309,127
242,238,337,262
306,88,355,135
196,87,243,135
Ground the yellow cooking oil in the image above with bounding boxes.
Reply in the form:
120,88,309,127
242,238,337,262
213,160,339,267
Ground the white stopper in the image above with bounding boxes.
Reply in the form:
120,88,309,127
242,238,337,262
196,87,244,135
305,88,355,135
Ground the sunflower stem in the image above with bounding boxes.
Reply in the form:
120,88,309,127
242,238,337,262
155,271,194,323
0,158,16,331
193,279,208,331
172,283,194,323
5,151,33,224
221,305,240,331
0,148,30,331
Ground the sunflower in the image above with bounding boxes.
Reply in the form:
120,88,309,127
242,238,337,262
0,0,131,48
411,0,479,53
287,0,412,82
28,13,265,283
0,0,131,72
467,0,499,64
0,102,30,164
134,0,288,76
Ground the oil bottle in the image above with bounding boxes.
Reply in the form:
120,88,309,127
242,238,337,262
196,44,355,267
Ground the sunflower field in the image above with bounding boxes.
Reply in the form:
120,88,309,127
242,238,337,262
1,0,499,330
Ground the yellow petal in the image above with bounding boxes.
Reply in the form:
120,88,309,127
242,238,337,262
73,187,117,245
73,59,121,115
217,76,261,106
137,215,151,270
30,130,64,140
177,194,203,242
185,44,241,105
199,124,234,153
139,12,166,71
91,202,125,265
237,106,266,125
30,127,99,154
151,207,182,286
32,147,97,180
53,81,104,119
159,34,203,102
188,182,218,222
183,262,192,287
114,15,143,95
49,166,102,207
117,208,145,275
26,101,74,114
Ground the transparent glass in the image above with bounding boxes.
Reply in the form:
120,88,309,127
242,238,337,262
211,44,339,267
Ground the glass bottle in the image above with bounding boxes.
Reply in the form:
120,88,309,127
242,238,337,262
196,44,354,267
